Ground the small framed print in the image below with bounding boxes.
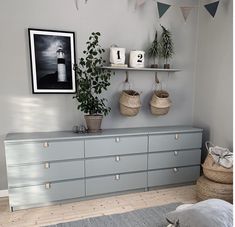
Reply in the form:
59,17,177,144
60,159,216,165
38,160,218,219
28,28,76,94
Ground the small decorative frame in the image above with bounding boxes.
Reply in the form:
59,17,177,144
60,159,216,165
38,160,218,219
28,28,76,94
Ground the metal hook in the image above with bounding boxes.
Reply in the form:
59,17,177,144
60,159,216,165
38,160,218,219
125,71,129,83
155,72,159,84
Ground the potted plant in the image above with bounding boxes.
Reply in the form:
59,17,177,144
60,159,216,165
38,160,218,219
148,30,161,68
73,32,113,132
160,25,174,69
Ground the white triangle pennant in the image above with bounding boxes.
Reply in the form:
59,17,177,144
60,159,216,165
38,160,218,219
74,0,79,10
180,6,193,21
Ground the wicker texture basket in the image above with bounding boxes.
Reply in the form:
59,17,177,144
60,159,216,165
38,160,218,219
196,175,233,203
202,154,233,184
150,90,171,116
119,90,141,116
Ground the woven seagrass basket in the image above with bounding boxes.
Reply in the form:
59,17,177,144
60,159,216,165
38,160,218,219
202,154,233,184
196,175,233,203
150,90,171,116
119,90,141,116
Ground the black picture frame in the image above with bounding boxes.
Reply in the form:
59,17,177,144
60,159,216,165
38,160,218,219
28,28,76,94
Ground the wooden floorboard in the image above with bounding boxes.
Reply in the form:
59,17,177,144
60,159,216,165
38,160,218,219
0,185,197,227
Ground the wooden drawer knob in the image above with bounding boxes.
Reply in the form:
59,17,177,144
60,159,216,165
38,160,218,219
43,142,49,148
44,162,50,169
115,156,120,162
45,183,51,189
174,151,179,156
115,174,120,180
175,134,179,140
115,137,120,143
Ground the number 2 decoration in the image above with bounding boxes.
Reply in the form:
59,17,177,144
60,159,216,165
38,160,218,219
129,51,145,68
137,54,143,63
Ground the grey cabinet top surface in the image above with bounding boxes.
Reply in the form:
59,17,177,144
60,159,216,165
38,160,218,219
5,126,202,143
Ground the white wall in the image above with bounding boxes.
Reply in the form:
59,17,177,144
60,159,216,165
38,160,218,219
193,0,233,156
1,0,199,190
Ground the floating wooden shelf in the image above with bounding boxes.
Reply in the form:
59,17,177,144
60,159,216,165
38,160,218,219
101,66,181,72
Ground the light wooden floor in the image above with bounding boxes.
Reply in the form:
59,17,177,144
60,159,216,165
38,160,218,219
0,185,197,227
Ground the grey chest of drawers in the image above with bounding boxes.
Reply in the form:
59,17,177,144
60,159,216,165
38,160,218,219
4,126,202,211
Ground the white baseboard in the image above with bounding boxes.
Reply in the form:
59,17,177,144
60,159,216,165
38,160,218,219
0,190,8,198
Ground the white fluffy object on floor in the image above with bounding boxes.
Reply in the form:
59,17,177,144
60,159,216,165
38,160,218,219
166,199,233,227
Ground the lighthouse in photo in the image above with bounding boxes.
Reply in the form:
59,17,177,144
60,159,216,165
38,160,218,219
56,45,67,82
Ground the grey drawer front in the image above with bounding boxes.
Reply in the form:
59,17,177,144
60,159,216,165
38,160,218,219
86,172,147,196
9,179,85,208
148,166,200,187
7,160,84,187
6,140,84,165
148,149,201,170
149,133,202,152
86,154,147,177
85,136,147,158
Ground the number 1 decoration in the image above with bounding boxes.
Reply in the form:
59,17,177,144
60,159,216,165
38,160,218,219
110,47,126,65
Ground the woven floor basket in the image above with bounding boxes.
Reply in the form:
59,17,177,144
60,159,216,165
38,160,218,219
202,154,233,184
150,90,171,116
119,90,141,116
196,175,233,203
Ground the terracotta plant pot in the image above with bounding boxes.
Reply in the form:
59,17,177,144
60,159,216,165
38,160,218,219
84,115,103,132
164,64,170,69
150,64,159,68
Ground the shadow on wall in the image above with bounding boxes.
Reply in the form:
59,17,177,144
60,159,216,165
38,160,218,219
200,127,210,163
0,134,8,189
8,96,73,132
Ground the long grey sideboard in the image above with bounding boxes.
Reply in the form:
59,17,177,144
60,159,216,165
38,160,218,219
4,126,202,211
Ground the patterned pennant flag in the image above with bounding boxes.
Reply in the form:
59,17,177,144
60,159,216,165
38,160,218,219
157,2,171,18
204,1,220,18
180,7,193,21
136,0,146,7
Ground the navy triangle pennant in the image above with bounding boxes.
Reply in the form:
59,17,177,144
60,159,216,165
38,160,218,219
204,1,220,18
157,2,171,18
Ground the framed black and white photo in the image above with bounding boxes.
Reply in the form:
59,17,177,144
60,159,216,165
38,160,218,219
28,28,76,93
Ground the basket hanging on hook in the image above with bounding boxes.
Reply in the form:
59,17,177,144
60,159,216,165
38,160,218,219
150,73,171,116
119,71,141,117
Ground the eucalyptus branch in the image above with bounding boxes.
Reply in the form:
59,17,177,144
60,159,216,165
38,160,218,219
74,32,113,116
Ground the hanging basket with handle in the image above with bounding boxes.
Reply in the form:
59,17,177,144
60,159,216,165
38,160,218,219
202,141,233,184
119,89,141,116
119,80,141,116
150,77,172,116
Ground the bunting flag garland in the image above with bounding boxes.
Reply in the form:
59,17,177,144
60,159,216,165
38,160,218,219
157,2,171,18
180,7,193,22
204,1,220,18
73,0,221,20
